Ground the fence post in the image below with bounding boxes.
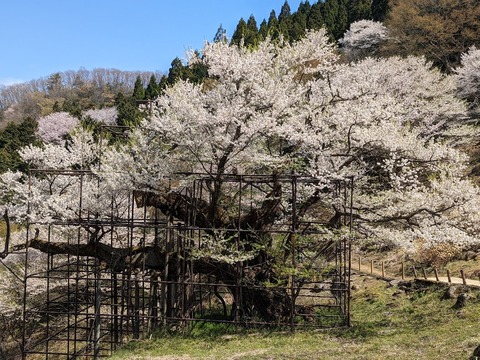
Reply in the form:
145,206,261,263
358,257,361,272
434,268,439,282
412,266,418,278
381,261,385,278
447,269,451,283
370,260,374,275
461,270,467,285
401,262,405,280
422,268,427,280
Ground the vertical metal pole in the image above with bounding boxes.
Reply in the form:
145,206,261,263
21,234,29,360
113,274,119,346
94,259,101,359
235,176,243,325
75,172,85,357
347,177,353,326
134,273,140,338
45,230,52,357
290,175,297,330
21,171,33,360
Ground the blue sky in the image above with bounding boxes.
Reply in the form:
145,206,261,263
0,0,303,86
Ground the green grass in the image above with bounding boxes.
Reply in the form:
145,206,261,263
110,274,480,359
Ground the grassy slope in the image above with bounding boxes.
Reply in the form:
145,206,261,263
111,273,480,360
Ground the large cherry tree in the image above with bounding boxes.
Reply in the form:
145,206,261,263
1,29,478,321
100,29,476,250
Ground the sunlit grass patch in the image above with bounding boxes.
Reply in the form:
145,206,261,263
108,274,480,359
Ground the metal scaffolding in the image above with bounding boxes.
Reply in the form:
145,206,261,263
16,170,353,359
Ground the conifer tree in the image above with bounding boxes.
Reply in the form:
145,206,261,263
290,1,311,41
336,0,349,40
0,117,37,173
278,1,292,23
132,76,145,100
371,0,389,22
231,18,248,46
61,98,82,118
186,51,209,84
307,2,325,30
324,0,349,40
323,0,339,39
267,10,280,40
244,15,260,47
145,74,160,100
115,92,142,127
167,58,187,85
348,0,372,23
298,0,312,19
158,75,168,93
278,1,292,42
213,24,227,43
258,19,269,41
267,10,278,29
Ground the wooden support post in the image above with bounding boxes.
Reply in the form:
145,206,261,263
422,268,427,280
461,270,467,285
434,268,439,282
370,259,374,275
447,269,452,283
381,261,385,278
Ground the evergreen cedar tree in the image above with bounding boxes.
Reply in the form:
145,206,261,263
230,0,389,46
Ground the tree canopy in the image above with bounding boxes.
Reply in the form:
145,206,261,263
4,29,476,253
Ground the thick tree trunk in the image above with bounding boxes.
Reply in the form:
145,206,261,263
27,235,294,323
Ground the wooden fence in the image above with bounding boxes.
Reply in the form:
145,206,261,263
354,254,480,287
